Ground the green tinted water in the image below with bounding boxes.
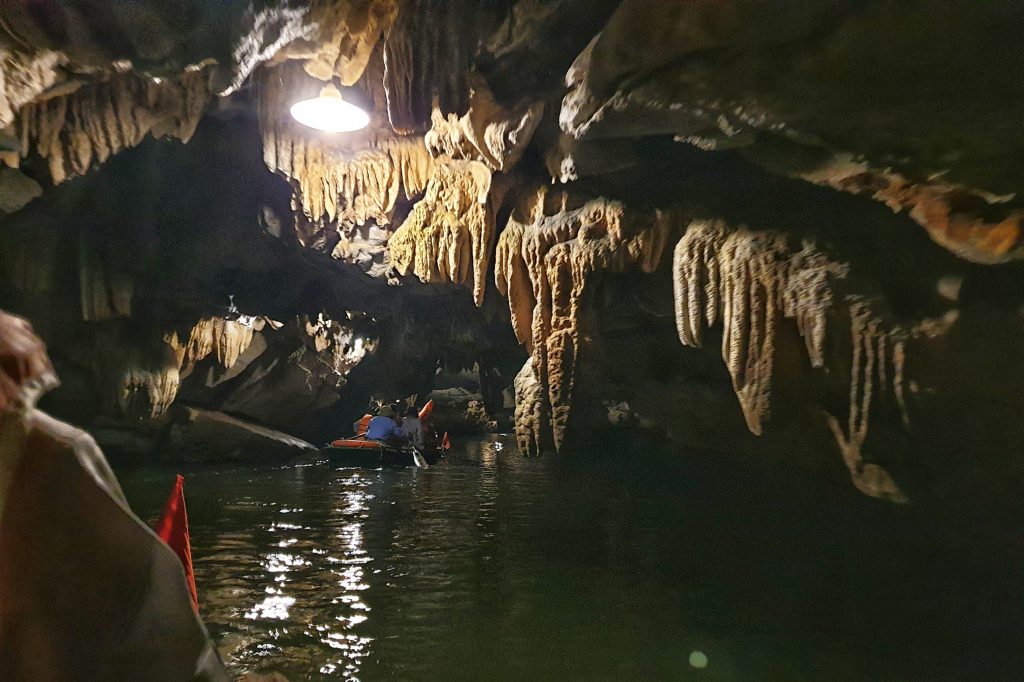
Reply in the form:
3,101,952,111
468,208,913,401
117,436,1022,681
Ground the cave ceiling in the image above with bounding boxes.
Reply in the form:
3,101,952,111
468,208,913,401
2,0,1024,507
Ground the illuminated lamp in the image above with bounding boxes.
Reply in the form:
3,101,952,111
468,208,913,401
289,84,370,133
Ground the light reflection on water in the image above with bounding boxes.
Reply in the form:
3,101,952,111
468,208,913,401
175,467,381,679
117,435,1024,681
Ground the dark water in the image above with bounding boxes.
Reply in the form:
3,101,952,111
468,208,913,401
117,436,1023,681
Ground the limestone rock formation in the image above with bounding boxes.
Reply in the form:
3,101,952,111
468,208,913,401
382,0,477,133
672,220,908,502
424,77,544,172
496,190,672,453
179,317,259,371
268,0,398,87
388,158,498,306
797,157,1024,264
0,46,65,129
557,0,1024,265
9,68,212,184
0,0,395,97
107,335,185,422
1,0,1024,513
165,407,317,462
258,62,434,244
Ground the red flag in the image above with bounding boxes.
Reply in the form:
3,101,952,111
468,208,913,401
154,474,198,612
418,399,434,421
441,432,451,451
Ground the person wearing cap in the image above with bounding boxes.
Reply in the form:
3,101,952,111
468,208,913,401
365,405,404,444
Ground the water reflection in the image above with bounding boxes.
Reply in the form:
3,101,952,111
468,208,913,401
317,474,373,678
181,467,381,679
116,436,1024,681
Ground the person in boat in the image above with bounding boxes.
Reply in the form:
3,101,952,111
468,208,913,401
364,404,404,445
352,410,373,438
0,310,51,411
400,406,425,448
0,310,229,680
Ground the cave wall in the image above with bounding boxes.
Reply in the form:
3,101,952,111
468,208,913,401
0,109,523,454
1,1,1023,511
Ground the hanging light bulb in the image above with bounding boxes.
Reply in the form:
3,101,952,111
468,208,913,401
290,84,370,133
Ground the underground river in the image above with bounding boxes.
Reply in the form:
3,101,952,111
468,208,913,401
117,437,1023,681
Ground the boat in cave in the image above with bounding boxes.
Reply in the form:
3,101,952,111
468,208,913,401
321,439,445,468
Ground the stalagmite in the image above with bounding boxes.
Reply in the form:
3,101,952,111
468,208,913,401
388,158,497,306
672,220,909,501
496,192,673,451
10,69,212,184
513,356,547,456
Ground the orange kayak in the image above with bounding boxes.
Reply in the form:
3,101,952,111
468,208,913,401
330,438,383,449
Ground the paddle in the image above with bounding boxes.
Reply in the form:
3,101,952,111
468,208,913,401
410,446,428,468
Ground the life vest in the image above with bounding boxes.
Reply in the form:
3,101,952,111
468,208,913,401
355,414,372,436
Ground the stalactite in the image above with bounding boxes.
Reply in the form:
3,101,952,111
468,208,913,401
424,76,544,171
109,335,186,421
494,218,535,347
182,317,257,370
825,300,909,503
282,137,431,230
117,363,181,421
275,0,399,86
258,64,434,241
383,0,477,134
496,192,673,451
0,46,66,128
303,313,371,377
78,239,133,322
672,220,910,501
672,221,857,434
305,313,335,353
388,158,497,306
11,68,212,184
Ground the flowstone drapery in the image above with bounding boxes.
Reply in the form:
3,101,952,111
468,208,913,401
672,220,909,501
496,190,672,453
